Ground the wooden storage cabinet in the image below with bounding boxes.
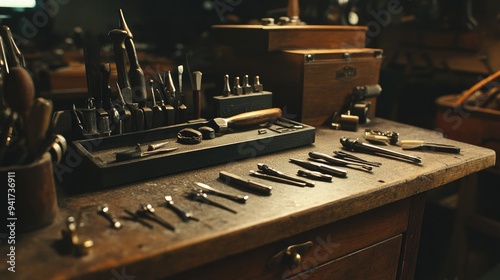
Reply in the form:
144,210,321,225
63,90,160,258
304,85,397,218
214,47,383,127
169,198,410,280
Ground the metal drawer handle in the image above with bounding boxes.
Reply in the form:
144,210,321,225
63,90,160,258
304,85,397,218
267,241,313,269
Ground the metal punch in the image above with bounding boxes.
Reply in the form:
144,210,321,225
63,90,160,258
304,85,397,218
195,182,248,204
136,204,175,231
97,204,122,230
308,151,373,172
256,163,315,187
164,196,199,222
333,151,382,167
188,190,237,214
340,137,422,164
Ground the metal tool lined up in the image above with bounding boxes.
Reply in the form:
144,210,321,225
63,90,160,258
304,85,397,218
340,137,422,164
187,189,238,214
289,158,348,178
221,74,264,97
72,9,206,140
194,182,249,204
251,163,315,187
308,151,373,172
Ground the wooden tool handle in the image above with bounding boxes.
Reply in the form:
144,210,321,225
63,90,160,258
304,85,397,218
226,108,282,128
453,70,500,107
287,0,300,19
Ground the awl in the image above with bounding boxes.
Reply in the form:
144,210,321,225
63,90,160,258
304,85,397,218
289,158,348,178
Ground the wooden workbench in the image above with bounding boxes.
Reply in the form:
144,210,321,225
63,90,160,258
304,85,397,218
1,118,495,280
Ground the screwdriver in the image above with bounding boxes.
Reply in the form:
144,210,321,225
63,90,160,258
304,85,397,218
289,158,348,178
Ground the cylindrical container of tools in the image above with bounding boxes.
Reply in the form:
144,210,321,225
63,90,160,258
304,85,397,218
1,152,58,232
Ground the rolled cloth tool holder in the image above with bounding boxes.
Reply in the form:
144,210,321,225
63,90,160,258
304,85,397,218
1,152,58,232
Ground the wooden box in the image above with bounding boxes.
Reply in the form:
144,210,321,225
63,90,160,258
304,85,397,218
211,24,368,51
215,47,383,126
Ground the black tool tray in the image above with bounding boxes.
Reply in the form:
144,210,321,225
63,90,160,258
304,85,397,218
67,119,315,189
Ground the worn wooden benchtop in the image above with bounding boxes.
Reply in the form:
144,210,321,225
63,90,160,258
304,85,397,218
2,118,495,279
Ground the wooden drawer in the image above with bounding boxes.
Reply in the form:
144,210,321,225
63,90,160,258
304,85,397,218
168,199,410,280
288,235,402,280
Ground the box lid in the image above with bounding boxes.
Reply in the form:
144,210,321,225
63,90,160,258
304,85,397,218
212,24,368,51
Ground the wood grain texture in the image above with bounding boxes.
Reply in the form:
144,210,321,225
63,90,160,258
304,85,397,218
0,118,495,280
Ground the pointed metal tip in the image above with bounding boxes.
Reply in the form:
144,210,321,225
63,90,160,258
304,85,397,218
118,8,133,38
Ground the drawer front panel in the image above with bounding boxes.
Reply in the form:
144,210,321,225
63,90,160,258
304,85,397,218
288,235,403,280
168,199,410,280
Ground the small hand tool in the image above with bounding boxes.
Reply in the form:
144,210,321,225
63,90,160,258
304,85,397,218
157,73,175,125
137,204,175,231
61,216,94,256
289,158,348,177
81,98,98,137
188,190,237,214
222,74,231,97
115,83,132,133
108,29,132,104
206,108,282,133
242,75,252,94
123,209,153,229
333,151,382,167
233,76,243,95
192,71,203,119
340,137,422,164
363,129,399,145
166,70,177,118
195,182,249,204
97,204,122,230
257,163,315,187
249,170,307,187
119,9,147,107
115,143,177,162
253,76,263,92
101,64,121,135
177,65,187,123
399,140,461,154
164,196,199,222
148,79,164,128
297,169,333,182
219,171,272,195
126,102,145,132
308,151,373,171
147,141,169,151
